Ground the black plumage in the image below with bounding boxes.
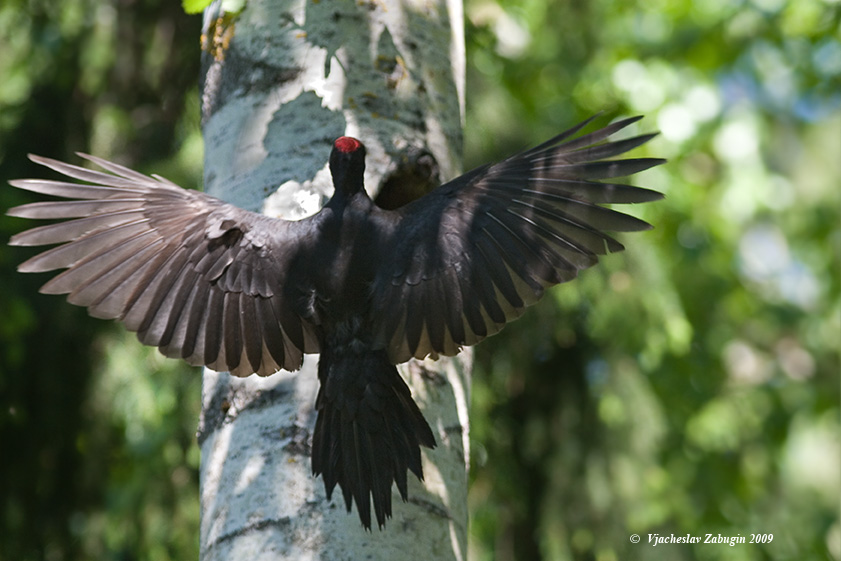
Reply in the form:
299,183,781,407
7,116,664,529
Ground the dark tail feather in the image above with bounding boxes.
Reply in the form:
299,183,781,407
311,347,436,529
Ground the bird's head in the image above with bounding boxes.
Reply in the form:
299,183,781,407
329,137,367,196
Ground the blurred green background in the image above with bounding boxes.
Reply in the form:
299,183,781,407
0,1,838,560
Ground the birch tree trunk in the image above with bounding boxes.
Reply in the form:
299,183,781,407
195,1,469,559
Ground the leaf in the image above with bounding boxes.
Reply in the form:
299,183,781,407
182,0,213,14
221,0,246,13
183,0,246,15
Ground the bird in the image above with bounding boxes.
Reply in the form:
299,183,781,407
7,115,664,529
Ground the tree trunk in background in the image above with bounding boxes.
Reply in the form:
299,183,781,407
195,1,468,559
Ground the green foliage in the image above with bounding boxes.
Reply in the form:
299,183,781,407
465,0,839,560
0,1,837,560
0,1,203,560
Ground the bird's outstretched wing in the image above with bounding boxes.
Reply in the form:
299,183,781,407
370,116,665,363
8,154,319,376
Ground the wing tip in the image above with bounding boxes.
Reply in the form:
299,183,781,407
637,187,666,203
6,203,29,219
8,178,29,190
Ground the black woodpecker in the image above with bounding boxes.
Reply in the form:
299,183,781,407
8,116,664,529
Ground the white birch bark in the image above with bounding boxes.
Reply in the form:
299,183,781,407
196,1,469,559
